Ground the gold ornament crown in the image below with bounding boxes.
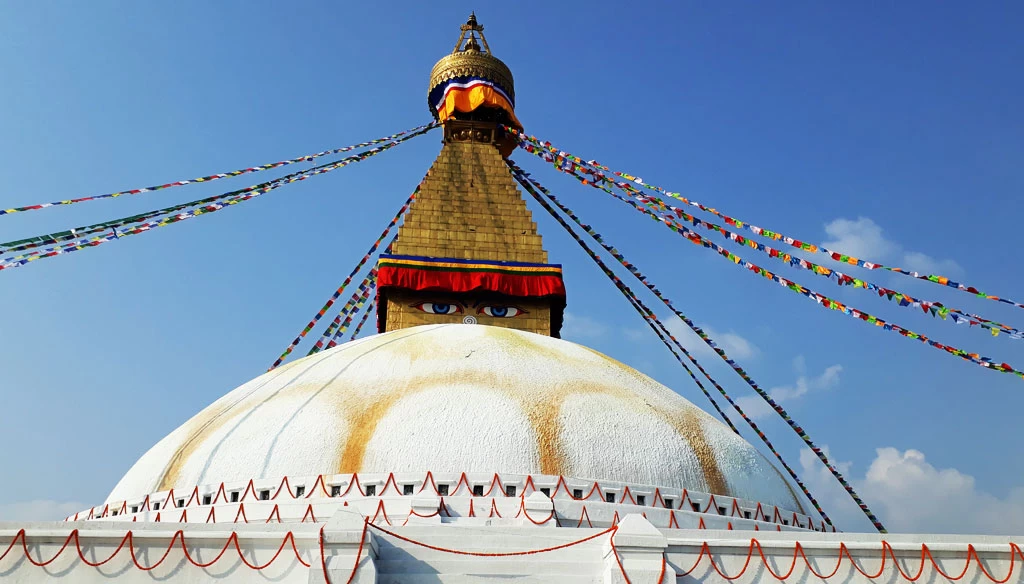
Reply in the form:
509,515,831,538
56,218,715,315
428,13,515,116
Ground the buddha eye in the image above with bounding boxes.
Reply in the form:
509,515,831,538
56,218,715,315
412,302,464,315
478,305,525,318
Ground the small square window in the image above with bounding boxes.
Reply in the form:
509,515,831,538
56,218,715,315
366,485,377,496
331,485,342,497
130,506,139,514
112,510,119,516
472,485,483,496
403,484,414,496
783,519,790,526
540,487,550,497
230,492,239,503
718,506,726,516
606,492,616,503
573,489,583,499
177,499,185,508
505,485,516,497
295,486,306,497
438,485,449,496
743,511,751,519
664,498,675,509
153,503,160,510
691,502,700,512
202,495,212,506
260,490,270,501
636,495,646,506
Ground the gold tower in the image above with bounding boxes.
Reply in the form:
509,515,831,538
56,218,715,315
376,14,565,337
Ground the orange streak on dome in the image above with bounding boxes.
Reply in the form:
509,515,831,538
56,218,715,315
338,389,407,474
520,393,568,476
153,327,733,503
155,355,335,492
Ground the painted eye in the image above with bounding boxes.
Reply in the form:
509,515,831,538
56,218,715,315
478,305,525,318
412,302,463,315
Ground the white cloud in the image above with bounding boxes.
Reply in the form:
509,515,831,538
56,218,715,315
736,356,842,419
900,251,964,278
822,217,894,259
822,217,962,276
663,318,759,361
560,312,609,341
799,446,1024,535
0,500,86,522
621,327,648,342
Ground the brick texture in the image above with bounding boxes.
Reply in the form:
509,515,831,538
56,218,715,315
391,141,547,263
382,140,556,336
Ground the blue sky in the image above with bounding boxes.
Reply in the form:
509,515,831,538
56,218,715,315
1,2,1023,534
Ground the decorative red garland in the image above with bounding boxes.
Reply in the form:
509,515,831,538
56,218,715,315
73,471,826,531
675,539,1024,582
0,528,310,571
366,523,615,557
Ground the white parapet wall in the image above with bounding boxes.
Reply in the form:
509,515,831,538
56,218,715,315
0,521,321,584
77,471,828,532
3,511,1022,583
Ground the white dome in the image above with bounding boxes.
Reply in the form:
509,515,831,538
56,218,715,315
107,324,803,511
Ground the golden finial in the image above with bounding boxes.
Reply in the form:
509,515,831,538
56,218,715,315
430,13,514,111
452,12,491,54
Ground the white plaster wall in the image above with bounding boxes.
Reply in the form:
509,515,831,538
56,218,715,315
665,528,1024,584
558,393,706,490
106,324,803,514
6,518,1020,584
363,388,540,473
0,522,317,584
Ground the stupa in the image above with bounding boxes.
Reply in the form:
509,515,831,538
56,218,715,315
2,14,1020,584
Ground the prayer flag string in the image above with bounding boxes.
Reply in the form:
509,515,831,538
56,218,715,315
267,194,413,371
511,134,1024,380
348,298,377,342
0,124,435,256
2,204,189,256
0,126,435,274
509,128,1024,313
522,142,1023,342
632,300,743,434
326,275,378,350
508,175,741,433
538,152,1024,381
0,122,437,217
307,270,378,356
510,163,843,530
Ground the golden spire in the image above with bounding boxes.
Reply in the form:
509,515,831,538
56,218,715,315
375,16,563,337
428,13,519,130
